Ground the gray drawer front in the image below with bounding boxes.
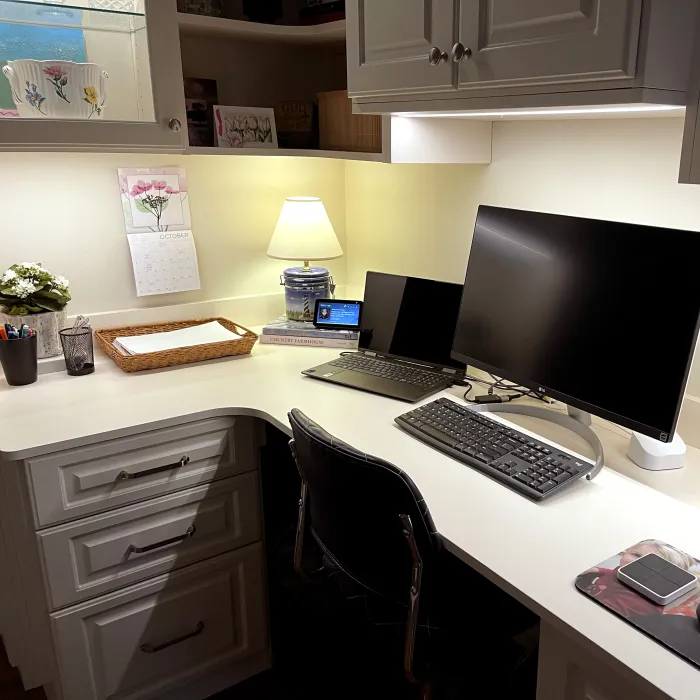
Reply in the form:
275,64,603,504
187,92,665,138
28,417,257,527
51,545,267,700
39,472,261,609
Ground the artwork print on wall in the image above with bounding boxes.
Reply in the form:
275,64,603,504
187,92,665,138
118,167,191,233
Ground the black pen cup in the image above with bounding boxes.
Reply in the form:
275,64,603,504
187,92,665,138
59,327,95,376
0,334,38,386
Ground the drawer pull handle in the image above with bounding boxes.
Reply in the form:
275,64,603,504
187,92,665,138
116,455,190,482
126,525,196,556
140,620,204,654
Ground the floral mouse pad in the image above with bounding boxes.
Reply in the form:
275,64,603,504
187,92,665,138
576,540,700,669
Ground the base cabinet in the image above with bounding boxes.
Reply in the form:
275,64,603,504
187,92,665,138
0,415,268,700
51,546,266,700
536,622,657,700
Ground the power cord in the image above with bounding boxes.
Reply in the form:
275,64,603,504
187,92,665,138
462,373,551,405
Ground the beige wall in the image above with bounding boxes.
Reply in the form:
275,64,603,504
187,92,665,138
0,153,346,318
344,162,486,297
345,117,700,398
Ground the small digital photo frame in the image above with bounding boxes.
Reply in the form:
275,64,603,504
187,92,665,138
617,553,697,605
313,299,363,330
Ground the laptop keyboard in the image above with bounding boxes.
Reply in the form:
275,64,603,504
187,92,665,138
328,355,451,389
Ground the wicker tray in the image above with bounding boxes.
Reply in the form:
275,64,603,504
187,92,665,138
95,318,258,373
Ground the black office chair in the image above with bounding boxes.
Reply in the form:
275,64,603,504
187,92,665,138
287,408,538,697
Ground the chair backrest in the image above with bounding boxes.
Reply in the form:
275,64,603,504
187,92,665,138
288,408,441,605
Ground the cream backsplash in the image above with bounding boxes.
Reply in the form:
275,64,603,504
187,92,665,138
0,152,347,324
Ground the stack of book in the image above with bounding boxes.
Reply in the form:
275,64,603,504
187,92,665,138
260,316,359,349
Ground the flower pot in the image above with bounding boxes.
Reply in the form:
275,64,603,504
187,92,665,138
2,60,108,120
1,309,68,359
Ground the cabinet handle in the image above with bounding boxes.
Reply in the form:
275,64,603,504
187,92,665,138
168,118,182,132
140,621,204,654
452,43,472,62
116,455,190,482
428,47,449,65
126,525,196,556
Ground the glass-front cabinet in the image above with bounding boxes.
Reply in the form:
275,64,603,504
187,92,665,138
0,0,186,150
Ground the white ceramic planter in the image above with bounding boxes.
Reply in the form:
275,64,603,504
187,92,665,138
2,60,108,120
1,309,68,359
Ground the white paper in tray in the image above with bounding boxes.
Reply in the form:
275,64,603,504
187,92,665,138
114,321,242,356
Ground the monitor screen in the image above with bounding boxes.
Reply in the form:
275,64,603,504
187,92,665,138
452,205,700,441
361,271,466,371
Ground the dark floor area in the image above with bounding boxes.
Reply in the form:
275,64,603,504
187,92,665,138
0,643,45,700
213,424,538,700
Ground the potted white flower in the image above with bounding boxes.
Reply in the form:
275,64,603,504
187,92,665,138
0,263,71,358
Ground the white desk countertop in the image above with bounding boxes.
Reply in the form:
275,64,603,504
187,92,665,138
1,343,700,700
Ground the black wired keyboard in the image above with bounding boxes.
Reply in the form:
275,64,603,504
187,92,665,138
395,398,593,501
328,355,451,390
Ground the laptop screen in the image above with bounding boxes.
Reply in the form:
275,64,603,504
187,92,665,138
360,272,466,371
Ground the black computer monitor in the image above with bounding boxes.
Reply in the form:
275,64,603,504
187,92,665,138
362,271,466,371
451,205,700,442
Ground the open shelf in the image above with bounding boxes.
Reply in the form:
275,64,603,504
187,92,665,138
177,13,346,45
186,146,384,162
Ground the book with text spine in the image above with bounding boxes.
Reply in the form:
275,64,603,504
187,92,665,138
262,316,359,341
259,334,358,349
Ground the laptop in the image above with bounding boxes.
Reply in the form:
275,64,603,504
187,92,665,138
301,272,466,402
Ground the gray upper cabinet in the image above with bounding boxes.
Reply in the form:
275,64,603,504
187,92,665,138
346,0,458,97
347,0,698,112
680,9,700,184
457,0,642,91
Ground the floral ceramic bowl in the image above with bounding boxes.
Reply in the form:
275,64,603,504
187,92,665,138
2,60,108,119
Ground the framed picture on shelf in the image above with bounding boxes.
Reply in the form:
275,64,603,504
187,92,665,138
214,105,278,149
184,77,219,147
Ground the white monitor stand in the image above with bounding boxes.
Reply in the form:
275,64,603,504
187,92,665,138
469,403,605,482
627,431,686,471
471,402,686,474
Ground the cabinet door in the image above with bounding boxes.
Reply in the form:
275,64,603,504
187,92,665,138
679,10,700,185
0,0,186,151
457,0,642,91
347,0,457,98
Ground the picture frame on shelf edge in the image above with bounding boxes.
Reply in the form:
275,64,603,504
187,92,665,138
214,105,278,150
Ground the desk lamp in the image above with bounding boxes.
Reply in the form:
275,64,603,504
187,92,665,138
267,196,343,321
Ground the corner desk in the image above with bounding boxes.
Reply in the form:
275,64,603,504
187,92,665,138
0,342,699,700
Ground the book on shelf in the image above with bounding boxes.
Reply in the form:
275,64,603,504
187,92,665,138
259,334,358,349
262,315,359,341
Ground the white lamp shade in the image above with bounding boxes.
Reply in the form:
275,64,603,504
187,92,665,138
267,197,343,262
